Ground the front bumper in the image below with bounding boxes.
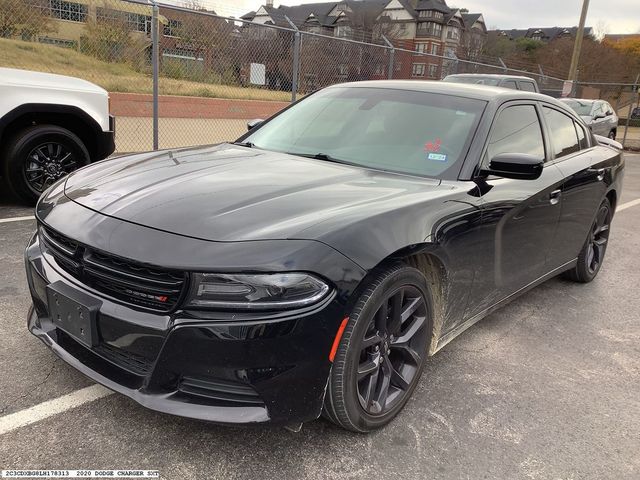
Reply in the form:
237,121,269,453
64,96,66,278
25,232,350,425
94,114,116,160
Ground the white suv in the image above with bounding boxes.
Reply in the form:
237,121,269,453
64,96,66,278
0,68,115,203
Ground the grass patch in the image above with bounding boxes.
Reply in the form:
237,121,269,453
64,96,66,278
0,38,290,102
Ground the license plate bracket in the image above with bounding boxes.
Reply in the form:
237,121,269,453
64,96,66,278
47,281,102,348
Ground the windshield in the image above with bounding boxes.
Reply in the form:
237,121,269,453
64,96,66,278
561,100,594,116
444,76,501,86
242,87,486,179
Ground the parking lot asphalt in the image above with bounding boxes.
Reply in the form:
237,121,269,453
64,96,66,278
0,155,639,480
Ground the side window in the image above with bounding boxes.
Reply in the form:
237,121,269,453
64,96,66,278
486,105,545,162
519,82,536,92
605,103,614,116
543,107,580,158
593,102,604,118
502,80,518,90
575,121,589,149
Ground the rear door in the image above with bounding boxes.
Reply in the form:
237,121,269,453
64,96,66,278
540,104,609,268
462,102,564,319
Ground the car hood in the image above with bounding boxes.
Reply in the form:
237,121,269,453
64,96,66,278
64,144,443,242
580,115,593,124
0,67,107,95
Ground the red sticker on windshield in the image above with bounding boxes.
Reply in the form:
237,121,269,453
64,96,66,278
424,138,442,152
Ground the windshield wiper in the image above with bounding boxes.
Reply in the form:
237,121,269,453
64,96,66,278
288,152,346,164
232,141,254,148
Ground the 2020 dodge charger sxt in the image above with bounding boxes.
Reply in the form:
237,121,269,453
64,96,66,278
25,81,624,432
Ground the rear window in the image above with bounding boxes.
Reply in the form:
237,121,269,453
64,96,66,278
519,82,537,92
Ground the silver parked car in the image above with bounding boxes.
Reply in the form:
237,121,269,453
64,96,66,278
560,99,618,139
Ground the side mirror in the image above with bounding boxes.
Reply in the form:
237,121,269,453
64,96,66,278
247,118,264,131
480,153,544,180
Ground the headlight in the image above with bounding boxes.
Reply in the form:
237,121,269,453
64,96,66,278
186,273,330,310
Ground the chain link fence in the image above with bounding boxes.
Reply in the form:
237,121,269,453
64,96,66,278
573,80,640,150
3,0,634,154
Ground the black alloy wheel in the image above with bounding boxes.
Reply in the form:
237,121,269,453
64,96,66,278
2,125,90,204
323,264,433,432
23,142,78,194
357,285,428,416
564,198,612,283
586,202,611,275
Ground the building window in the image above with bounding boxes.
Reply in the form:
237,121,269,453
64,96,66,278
49,0,87,22
97,8,152,34
417,22,442,38
335,25,352,38
447,27,460,40
415,42,427,53
418,10,444,20
412,63,426,77
428,64,438,77
431,44,439,55
164,19,182,37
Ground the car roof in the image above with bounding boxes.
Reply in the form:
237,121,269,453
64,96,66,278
444,74,537,81
560,98,600,103
331,80,554,103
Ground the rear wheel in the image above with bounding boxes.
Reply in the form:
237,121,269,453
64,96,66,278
323,264,433,432
2,125,90,204
564,198,612,283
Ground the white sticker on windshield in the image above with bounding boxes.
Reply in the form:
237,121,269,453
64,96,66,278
427,153,448,162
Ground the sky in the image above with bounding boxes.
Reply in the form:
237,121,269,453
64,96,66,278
201,0,640,34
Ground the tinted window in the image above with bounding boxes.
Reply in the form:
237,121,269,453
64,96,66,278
519,82,536,92
486,105,545,161
543,107,580,158
502,80,518,90
576,122,589,149
244,87,486,180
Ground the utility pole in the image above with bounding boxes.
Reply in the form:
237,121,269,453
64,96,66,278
568,0,590,82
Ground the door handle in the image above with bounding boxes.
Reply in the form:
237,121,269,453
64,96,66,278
549,189,561,205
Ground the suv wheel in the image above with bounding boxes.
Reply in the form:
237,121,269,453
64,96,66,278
2,125,90,204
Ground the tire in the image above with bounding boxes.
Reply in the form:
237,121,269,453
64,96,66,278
1,125,90,204
563,198,612,283
323,264,433,432
608,130,616,140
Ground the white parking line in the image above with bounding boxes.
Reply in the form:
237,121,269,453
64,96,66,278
0,215,35,224
617,198,640,213
0,384,113,435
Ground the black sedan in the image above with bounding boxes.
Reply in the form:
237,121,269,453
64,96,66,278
25,81,624,432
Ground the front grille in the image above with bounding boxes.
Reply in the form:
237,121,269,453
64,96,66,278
39,226,187,312
178,377,264,406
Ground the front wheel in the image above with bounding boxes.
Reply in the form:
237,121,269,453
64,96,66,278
608,130,616,140
564,198,612,283
2,125,90,204
323,264,433,432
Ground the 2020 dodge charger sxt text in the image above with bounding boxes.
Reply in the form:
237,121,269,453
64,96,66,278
25,81,624,432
